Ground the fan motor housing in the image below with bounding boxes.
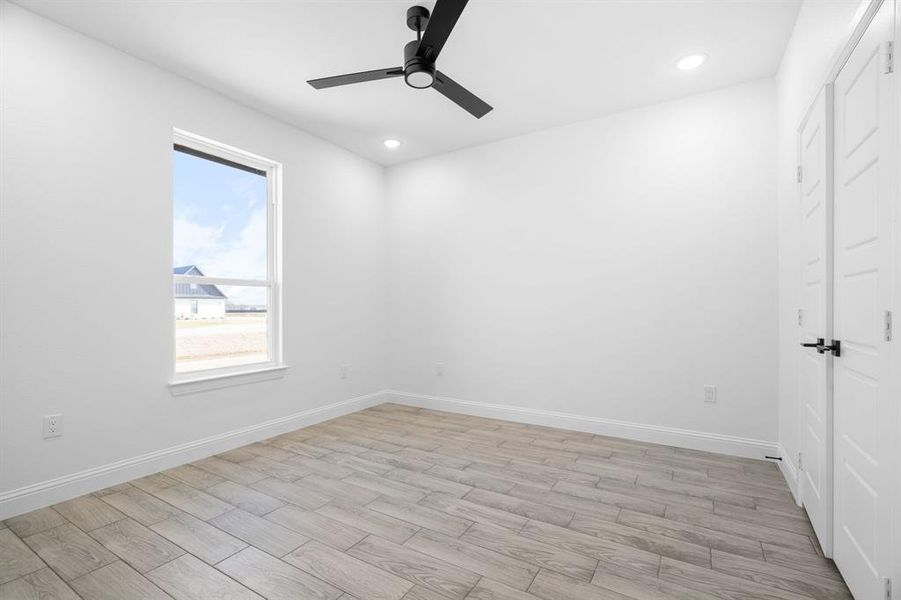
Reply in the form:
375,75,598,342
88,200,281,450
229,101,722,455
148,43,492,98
403,40,435,89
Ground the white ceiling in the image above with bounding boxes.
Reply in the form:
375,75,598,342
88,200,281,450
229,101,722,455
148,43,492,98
15,0,802,165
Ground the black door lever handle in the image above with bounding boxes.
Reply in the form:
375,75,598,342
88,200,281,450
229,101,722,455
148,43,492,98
821,340,841,357
799,338,841,357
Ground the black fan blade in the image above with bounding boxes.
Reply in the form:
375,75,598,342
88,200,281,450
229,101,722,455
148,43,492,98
416,0,469,61
433,71,492,118
308,67,403,89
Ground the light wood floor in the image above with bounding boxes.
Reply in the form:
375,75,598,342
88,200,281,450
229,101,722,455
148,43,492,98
1,404,851,600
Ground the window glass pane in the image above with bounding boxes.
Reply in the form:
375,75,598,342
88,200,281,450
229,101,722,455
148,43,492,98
175,285,268,373
173,149,267,280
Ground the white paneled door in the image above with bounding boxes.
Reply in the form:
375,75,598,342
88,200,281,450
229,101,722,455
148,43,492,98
832,2,897,598
797,86,833,557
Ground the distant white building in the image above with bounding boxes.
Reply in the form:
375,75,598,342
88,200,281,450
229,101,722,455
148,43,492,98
174,265,226,319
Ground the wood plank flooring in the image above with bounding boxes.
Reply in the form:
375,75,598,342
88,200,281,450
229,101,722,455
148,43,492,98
1,404,852,599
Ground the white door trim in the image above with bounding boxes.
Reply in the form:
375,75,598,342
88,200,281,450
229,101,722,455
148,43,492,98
893,3,901,592
827,0,886,85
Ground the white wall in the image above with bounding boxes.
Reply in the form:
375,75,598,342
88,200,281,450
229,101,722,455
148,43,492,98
0,2,387,513
774,0,864,491
386,80,779,445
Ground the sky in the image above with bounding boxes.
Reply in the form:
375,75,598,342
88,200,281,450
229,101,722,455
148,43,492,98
173,150,268,305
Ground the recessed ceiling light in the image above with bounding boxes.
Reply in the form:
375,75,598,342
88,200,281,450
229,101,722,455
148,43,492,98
383,139,401,149
675,54,708,71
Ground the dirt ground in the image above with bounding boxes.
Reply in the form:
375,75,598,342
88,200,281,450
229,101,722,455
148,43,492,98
175,314,267,371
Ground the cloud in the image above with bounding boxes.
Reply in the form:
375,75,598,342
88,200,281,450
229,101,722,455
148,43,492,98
173,219,224,267
174,207,268,305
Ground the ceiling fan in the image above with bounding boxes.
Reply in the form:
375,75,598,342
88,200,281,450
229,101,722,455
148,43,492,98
307,0,492,119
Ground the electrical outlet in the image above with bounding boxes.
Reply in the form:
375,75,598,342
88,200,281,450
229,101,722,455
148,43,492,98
704,385,717,403
339,364,349,379
435,361,444,376
43,414,63,438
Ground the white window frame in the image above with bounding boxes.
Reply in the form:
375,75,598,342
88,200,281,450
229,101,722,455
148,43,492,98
170,129,284,390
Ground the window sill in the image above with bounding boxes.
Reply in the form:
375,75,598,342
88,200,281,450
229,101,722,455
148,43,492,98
169,364,288,396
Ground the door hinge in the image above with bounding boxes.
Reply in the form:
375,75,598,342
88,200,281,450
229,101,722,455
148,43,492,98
798,309,803,327
886,311,893,342
797,165,803,183
797,452,803,471
885,577,892,600
886,41,894,74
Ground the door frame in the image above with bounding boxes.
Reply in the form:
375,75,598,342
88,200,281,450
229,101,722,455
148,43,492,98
891,1,901,592
795,83,835,557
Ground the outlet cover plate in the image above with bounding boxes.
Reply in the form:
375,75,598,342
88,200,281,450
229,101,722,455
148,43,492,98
43,414,63,438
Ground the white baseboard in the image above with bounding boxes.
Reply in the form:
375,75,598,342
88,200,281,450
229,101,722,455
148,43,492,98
1,388,785,520
0,390,387,520
777,443,801,505
384,390,780,461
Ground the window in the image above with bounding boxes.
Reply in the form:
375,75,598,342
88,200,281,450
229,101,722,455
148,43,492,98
172,130,281,380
